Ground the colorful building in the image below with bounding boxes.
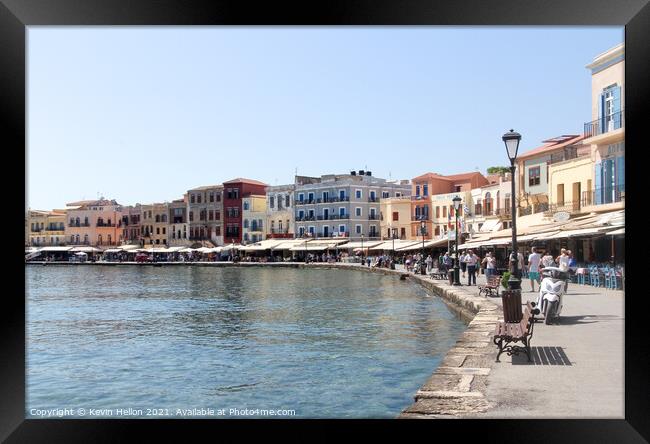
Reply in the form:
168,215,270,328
187,185,224,246
265,184,295,239
242,195,267,244
120,204,142,245
379,196,414,240
65,199,123,246
582,43,624,213
223,178,268,244
141,203,169,246
28,209,67,246
168,197,189,246
410,172,489,240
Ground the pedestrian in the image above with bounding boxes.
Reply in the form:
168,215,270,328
465,249,479,285
557,248,571,292
459,251,467,279
527,246,542,292
425,254,433,273
484,252,496,278
541,250,555,269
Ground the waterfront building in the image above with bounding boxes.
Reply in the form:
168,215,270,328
119,204,142,245
65,199,123,246
187,185,224,246
141,202,169,246
242,195,267,244
411,172,489,240
294,170,411,241
581,43,625,213
223,178,268,244
468,172,514,236
515,135,586,216
28,209,66,246
379,197,412,240
265,184,296,239
168,196,189,246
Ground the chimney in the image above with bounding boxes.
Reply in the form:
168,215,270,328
350,171,356,176
359,170,365,176
366,171,372,176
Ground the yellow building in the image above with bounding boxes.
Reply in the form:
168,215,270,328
430,190,473,239
28,209,67,246
379,197,412,240
581,43,624,213
548,154,594,214
141,203,169,246
242,195,266,243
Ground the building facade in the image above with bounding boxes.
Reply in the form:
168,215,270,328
242,195,267,244
223,178,268,244
168,197,189,246
294,171,411,240
141,203,169,246
120,204,142,245
65,199,123,246
265,184,295,239
410,172,489,240
28,210,66,246
187,185,224,246
582,43,624,213
379,197,412,240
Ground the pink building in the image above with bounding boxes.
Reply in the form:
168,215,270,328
65,199,123,247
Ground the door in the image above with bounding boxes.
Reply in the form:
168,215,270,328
323,208,329,220
557,184,564,207
323,226,329,237
572,182,581,212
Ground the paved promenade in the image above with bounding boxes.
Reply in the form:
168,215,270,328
27,260,624,418
398,267,624,419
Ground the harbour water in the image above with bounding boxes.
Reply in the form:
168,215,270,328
26,266,466,418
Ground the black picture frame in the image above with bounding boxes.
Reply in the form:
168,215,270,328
3,0,647,441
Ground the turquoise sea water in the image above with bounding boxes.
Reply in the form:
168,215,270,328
26,266,466,418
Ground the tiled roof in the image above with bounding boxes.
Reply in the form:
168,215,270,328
517,135,585,160
223,178,268,186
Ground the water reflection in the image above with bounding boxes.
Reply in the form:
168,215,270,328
26,266,466,418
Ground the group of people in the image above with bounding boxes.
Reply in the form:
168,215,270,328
526,247,576,292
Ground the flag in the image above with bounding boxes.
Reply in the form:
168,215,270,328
463,204,471,217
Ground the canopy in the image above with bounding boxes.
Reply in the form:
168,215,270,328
369,240,420,251
102,248,122,253
195,247,213,253
541,227,613,239
479,219,502,232
608,227,625,235
119,245,141,251
341,241,382,249
178,248,196,253
395,238,450,251
289,245,328,251
239,240,287,251
74,252,87,256
71,246,101,252
39,246,73,252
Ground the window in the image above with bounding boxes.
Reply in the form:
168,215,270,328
197,194,202,204
370,190,376,200
270,196,275,208
442,206,447,218
299,193,304,202
382,191,390,198
355,190,362,199
436,206,440,218
244,219,249,228
396,192,401,197
215,227,221,236
308,192,314,202
285,195,290,207
190,194,195,203
529,166,541,186
423,184,428,196
416,185,420,196
370,208,376,218
209,210,214,221
339,207,345,217
209,192,214,202
162,227,166,235
392,211,399,221
156,227,160,234
189,211,193,222
339,225,346,233
356,224,362,234
355,207,362,217
216,193,221,202
339,190,345,200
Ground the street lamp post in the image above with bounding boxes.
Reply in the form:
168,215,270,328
452,196,462,285
420,219,426,275
361,233,364,266
503,129,522,290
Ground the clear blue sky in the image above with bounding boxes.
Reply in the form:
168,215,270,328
27,27,623,210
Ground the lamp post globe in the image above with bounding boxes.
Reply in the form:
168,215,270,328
502,129,522,290
452,196,462,286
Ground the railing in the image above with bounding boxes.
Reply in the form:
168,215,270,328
411,215,431,221
368,197,379,203
493,208,512,217
583,184,625,207
584,110,624,138
68,223,91,227
544,200,583,215
96,223,116,227
368,214,379,220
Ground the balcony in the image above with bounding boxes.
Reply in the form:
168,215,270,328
368,214,379,220
582,184,625,208
411,215,431,221
96,223,116,228
493,208,512,218
68,223,91,228
368,197,379,203
584,110,624,138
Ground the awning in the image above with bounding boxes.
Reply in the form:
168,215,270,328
341,241,383,249
272,241,307,251
39,246,74,252
396,238,450,251
74,252,88,256
119,245,141,251
289,245,328,251
71,246,101,252
369,240,421,251
479,219,502,232
103,249,122,253
178,248,195,253
608,228,625,235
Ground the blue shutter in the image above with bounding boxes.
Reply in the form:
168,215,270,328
599,92,605,135
613,86,622,129
603,159,614,204
594,162,602,205
616,156,625,194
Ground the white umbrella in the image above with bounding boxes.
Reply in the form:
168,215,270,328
75,252,88,256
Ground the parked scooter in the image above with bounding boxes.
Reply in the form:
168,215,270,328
536,266,567,324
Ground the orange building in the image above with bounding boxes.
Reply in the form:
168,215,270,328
65,199,123,247
410,172,489,239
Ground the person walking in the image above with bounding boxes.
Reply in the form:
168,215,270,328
557,248,571,292
425,254,433,274
465,249,479,285
460,251,467,279
541,250,555,269
483,252,496,278
527,247,542,292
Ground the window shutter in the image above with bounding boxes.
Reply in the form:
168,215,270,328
616,156,625,193
613,86,622,129
594,162,602,205
599,92,605,135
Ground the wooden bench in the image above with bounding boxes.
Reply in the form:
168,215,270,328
493,301,540,362
478,275,501,297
